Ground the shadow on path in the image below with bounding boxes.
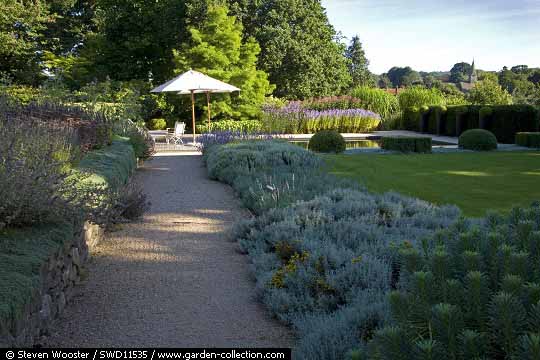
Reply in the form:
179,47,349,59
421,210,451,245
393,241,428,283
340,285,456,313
47,154,293,347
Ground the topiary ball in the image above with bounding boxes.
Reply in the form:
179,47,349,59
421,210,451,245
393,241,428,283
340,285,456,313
147,118,167,130
308,130,346,153
458,129,498,151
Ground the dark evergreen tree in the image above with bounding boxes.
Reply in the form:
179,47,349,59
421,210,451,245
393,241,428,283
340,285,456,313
345,35,374,88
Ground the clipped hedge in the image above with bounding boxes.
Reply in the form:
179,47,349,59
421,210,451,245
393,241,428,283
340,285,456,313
147,118,167,130
516,132,540,148
308,130,346,153
427,106,446,134
381,136,432,153
77,137,136,191
458,129,498,151
415,105,540,143
401,107,421,132
486,105,540,143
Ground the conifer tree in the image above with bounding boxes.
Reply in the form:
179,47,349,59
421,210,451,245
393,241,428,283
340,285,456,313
346,36,374,88
174,5,274,120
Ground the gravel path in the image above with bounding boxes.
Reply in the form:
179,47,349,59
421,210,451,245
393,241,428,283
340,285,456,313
47,153,293,347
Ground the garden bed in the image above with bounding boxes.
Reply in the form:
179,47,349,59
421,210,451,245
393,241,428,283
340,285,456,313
0,138,138,347
203,139,540,359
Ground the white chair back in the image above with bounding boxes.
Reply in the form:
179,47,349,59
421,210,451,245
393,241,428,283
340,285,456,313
175,122,185,136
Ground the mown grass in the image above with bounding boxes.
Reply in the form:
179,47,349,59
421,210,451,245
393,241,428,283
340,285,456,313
325,151,540,217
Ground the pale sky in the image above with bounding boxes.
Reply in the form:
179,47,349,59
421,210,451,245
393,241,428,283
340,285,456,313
321,0,540,74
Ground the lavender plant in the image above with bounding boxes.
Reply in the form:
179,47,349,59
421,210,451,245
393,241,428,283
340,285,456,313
261,101,381,134
0,115,97,229
205,140,462,359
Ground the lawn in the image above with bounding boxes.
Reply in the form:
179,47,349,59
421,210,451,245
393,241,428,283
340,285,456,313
325,151,540,217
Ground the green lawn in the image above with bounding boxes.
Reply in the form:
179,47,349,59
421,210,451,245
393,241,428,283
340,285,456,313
325,151,540,217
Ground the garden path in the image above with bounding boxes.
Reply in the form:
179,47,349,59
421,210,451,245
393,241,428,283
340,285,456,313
47,153,293,347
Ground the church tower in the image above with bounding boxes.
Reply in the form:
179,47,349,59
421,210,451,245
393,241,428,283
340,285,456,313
469,59,478,83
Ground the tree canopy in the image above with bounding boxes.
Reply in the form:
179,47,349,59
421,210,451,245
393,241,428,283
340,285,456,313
449,62,472,84
0,1,48,84
242,0,351,99
386,67,422,88
468,78,513,105
174,4,274,120
345,36,374,88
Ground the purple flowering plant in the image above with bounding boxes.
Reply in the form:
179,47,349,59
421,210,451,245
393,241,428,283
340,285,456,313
262,100,381,134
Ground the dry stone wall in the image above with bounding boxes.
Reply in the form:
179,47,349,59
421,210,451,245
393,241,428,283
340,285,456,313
0,222,102,347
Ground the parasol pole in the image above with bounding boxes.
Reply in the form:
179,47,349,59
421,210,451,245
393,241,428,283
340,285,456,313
191,90,196,144
206,91,211,132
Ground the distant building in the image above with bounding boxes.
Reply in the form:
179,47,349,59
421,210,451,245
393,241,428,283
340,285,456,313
459,59,478,92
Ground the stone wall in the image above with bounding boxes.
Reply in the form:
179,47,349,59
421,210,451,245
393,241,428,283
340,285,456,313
0,222,102,347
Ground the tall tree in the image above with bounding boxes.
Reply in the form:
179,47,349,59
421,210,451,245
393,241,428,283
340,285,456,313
174,4,274,120
468,78,513,105
378,73,392,88
80,0,187,82
42,0,96,56
387,66,420,87
529,70,540,85
345,36,373,88
240,0,351,99
0,1,48,84
511,65,529,74
449,62,472,84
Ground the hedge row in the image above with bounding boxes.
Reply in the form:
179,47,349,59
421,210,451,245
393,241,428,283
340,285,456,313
77,137,137,191
516,132,540,148
401,105,540,144
381,136,432,153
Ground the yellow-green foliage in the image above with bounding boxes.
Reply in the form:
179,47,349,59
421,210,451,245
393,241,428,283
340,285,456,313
270,251,310,288
398,86,446,110
368,206,540,360
350,86,400,120
147,118,167,130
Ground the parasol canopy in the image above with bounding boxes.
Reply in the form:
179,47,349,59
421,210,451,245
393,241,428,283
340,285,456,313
151,70,240,144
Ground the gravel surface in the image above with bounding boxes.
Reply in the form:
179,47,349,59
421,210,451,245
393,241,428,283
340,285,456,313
47,153,293,347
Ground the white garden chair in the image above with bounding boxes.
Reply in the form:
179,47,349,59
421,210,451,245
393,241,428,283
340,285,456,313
166,122,186,145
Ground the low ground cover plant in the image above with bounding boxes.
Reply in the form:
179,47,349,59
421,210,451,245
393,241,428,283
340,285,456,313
308,130,346,153
404,104,539,143
0,222,77,330
459,129,498,151
204,140,461,358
